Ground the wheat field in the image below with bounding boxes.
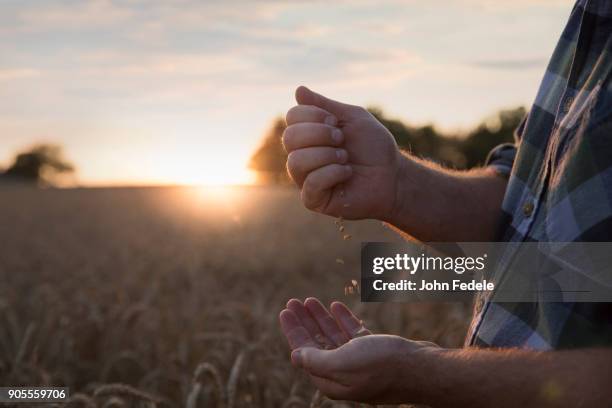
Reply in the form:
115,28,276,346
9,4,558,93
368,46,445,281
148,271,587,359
0,186,471,408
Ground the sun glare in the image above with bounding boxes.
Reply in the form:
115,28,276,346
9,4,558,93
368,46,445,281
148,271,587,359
148,152,257,187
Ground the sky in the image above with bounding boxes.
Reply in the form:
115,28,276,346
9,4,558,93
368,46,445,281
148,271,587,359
0,0,573,186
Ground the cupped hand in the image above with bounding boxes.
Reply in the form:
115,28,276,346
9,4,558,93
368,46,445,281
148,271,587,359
283,86,404,220
279,298,441,404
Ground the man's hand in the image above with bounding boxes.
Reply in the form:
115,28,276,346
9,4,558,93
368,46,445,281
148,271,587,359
283,86,403,220
278,297,440,404
279,298,612,407
282,86,508,242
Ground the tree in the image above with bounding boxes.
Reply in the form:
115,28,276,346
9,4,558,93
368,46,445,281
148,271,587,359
2,144,75,186
248,107,527,184
461,107,526,168
248,117,290,184
368,107,464,167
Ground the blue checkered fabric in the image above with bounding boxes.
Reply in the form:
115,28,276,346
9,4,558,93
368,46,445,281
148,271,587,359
467,0,612,350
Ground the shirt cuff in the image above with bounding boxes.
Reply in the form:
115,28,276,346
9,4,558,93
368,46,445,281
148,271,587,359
485,143,516,178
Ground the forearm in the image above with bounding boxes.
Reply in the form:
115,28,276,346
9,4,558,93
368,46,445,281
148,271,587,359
385,153,508,242
404,347,612,408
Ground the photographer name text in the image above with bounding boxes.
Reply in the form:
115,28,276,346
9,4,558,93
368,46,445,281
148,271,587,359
372,279,494,292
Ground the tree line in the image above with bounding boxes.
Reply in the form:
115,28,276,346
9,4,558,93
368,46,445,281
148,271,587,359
249,106,525,184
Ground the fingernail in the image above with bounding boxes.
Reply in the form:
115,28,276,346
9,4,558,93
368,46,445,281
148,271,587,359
331,128,343,144
344,165,352,176
325,115,338,126
336,149,348,163
291,349,303,367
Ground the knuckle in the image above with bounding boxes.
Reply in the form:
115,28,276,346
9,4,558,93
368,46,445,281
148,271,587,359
286,151,302,174
355,105,367,115
285,106,300,124
301,188,317,210
303,176,321,195
328,163,343,177
281,127,295,150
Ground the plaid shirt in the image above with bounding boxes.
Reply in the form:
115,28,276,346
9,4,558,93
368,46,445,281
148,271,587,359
466,0,612,349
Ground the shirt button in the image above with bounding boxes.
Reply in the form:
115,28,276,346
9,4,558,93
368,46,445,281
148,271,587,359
522,201,535,217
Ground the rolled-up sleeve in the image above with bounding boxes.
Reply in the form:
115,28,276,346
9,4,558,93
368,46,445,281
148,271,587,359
485,143,517,178
484,112,528,178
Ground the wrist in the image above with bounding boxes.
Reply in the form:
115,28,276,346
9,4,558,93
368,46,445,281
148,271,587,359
383,152,423,229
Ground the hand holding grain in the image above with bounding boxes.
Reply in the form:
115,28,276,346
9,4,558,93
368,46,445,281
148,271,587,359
283,86,403,220
279,298,441,404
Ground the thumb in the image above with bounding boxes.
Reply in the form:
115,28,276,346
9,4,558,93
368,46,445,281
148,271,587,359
295,86,352,117
292,347,339,378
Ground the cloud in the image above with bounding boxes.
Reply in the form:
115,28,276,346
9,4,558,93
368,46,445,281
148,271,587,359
456,0,572,11
470,57,548,70
8,0,132,31
1,0,297,34
0,68,40,80
0,0,567,132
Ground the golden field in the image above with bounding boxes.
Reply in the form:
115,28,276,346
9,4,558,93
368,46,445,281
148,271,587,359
0,186,471,408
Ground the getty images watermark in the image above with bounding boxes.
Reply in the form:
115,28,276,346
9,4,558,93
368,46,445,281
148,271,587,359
361,242,612,302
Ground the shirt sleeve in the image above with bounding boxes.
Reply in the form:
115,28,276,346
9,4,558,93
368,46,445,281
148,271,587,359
484,112,528,178
485,143,517,178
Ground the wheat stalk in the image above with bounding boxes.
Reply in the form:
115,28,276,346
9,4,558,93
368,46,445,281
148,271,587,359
100,396,126,408
15,322,36,365
226,350,247,408
190,362,225,408
282,395,308,408
309,390,323,408
94,383,161,405
65,393,97,408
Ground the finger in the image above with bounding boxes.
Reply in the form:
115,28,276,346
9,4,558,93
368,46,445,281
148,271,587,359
295,86,352,118
282,123,344,153
279,309,318,350
286,105,337,126
304,297,349,346
330,302,372,338
287,147,348,187
302,164,352,212
287,299,335,349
